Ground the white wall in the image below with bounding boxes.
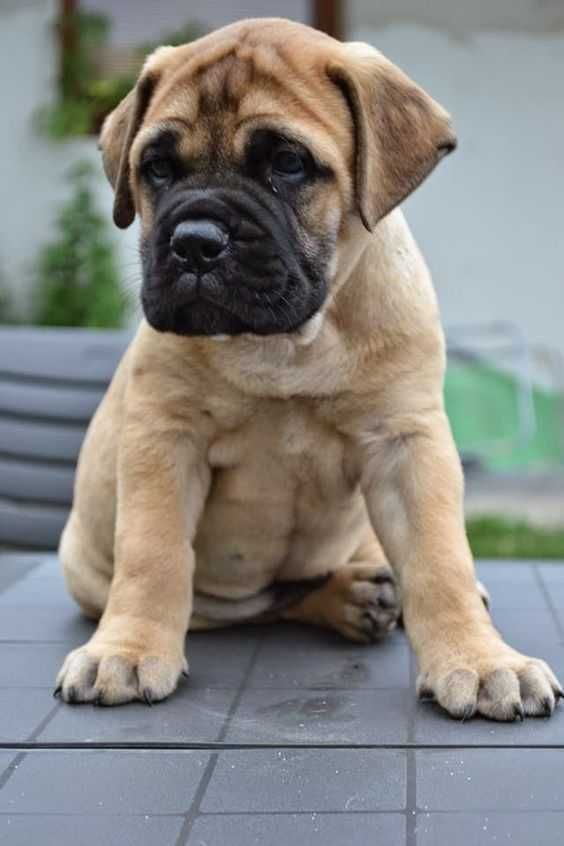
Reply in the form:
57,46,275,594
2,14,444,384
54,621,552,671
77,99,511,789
349,1,564,356
82,0,308,45
0,0,140,320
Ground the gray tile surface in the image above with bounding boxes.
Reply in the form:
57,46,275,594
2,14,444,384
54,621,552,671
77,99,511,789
2,554,564,845
0,559,76,609
0,643,70,688
416,749,564,810
0,556,42,594
0,690,57,742
476,561,547,609
40,686,236,744
202,749,406,812
188,814,406,845
0,752,16,779
0,751,209,814
415,692,564,745
0,605,95,643
225,687,410,744
0,816,185,846
187,628,260,689
248,626,410,689
489,607,562,652
539,564,564,613
415,813,564,846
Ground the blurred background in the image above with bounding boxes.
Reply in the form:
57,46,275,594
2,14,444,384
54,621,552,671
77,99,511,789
1,0,563,556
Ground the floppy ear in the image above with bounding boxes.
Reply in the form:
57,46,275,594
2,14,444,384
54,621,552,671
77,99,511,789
328,43,457,231
98,72,158,229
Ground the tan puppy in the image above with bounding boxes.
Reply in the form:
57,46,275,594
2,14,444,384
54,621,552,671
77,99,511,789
56,19,561,720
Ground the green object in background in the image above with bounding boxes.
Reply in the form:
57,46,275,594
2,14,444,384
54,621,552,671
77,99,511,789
467,516,564,560
0,264,16,324
36,10,205,140
33,161,128,329
445,359,564,471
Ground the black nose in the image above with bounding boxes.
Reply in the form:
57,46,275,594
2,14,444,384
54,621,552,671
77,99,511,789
170,220,230,270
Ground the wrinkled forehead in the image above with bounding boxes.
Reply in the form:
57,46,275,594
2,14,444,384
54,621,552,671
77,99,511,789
135,48,352,170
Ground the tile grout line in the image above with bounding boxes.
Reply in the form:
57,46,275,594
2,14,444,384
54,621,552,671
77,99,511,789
4,807,564,818
0,700,62,793
0,560,43,596
4,741,564,751
26,702,63,744
173,632,267,846
0,752,26,792
173,754,219,846
217,630,268,744
178,807,564,817
405,646,418,846
533,564,564,643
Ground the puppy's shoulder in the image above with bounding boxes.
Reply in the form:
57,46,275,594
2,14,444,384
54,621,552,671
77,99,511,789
372,209,438,310
116,322,217,417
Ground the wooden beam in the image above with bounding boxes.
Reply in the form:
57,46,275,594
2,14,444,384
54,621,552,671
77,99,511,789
311,0,344,41
59,0,79,98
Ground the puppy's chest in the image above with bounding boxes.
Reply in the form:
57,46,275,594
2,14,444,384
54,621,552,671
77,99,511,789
196,401,361,597
207,401,354,502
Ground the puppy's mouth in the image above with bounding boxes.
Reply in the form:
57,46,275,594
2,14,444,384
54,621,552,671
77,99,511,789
140,181,329,337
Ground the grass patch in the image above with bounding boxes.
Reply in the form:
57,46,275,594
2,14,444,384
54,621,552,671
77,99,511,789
467,516,564,560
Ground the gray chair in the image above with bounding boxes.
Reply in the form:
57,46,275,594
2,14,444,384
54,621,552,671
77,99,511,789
0,327,129,550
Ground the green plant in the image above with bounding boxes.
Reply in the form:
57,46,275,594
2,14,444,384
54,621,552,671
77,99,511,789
37,10,204,139
467,516,564,559
37,10,109,138
33,161,127,328
0,257,25,324
0,297,14,324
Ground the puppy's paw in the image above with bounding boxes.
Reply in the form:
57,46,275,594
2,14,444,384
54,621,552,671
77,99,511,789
328,563,400,643
417,648,563,721
55,643,188,706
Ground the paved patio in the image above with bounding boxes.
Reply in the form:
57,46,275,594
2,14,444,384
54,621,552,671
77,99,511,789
1,555,564,844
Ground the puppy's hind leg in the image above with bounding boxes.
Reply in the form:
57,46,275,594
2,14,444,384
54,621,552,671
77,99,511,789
59,511,113,620
281,532,401,643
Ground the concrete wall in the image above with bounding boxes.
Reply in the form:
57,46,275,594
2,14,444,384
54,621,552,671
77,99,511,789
349,0,564,356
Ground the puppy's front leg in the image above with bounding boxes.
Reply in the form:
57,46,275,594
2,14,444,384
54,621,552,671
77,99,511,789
57,425,210,706
357,410,562,720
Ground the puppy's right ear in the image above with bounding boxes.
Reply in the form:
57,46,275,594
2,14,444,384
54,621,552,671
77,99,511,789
98,76,155,229
99,47,177,229
98,75,157,229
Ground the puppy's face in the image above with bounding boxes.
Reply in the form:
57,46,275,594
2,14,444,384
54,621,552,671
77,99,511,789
134,88,343,337
100,20,456,337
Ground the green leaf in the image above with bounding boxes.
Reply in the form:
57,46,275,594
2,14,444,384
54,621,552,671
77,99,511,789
33,161,129,328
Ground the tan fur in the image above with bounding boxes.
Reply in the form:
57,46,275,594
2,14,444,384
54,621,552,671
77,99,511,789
57,19,560,718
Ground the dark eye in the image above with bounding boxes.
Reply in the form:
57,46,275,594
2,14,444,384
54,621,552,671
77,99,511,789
272,149,306,180
144,158,173,186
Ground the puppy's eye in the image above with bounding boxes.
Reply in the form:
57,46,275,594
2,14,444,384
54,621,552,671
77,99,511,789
272,149,306,180
144,158,174,186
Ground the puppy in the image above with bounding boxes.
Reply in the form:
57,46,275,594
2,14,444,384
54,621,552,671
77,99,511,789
56,18,561,720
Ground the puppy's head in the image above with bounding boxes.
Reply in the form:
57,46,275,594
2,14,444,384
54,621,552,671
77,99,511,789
100,19,456,337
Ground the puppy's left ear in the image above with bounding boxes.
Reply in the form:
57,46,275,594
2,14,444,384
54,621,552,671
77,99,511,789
328,43,457,231
98,47,176,229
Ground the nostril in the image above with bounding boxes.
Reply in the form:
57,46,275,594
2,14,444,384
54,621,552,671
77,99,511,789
170,219,229,267
201,240,223,260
